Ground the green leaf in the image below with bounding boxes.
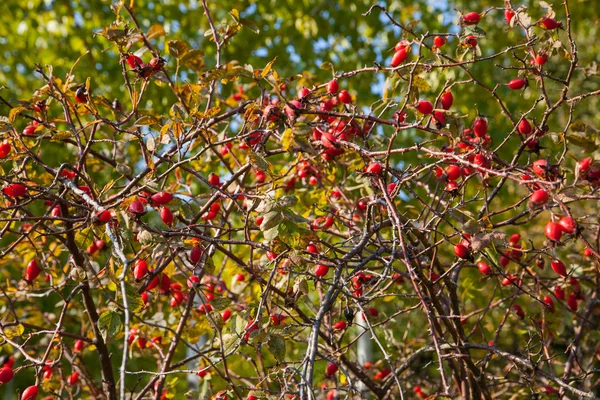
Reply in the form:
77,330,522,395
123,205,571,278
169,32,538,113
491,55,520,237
248,152,271,172
98,310,122,341
268,334,286,360
261,56,278,79
125,284,144,313
147,24,166,41
167,40,189,59
239,18,260,34
74,227,94,249
260,211,282,231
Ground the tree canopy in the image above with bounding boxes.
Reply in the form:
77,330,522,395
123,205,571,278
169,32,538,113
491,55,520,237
1,0,600,399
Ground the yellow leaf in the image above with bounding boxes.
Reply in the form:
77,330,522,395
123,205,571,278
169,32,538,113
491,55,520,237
8,107,25,123
261,56,278,79
412,76,431,91
281,128,293,151
4,324,24,339
147,24,166,41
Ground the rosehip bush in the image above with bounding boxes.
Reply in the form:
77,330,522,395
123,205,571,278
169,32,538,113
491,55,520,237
1,1,600,400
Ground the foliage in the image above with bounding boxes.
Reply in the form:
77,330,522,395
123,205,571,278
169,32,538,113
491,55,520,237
1,0,600,399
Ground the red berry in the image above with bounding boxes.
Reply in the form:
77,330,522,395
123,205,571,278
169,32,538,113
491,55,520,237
160,206,174,226
518,119,532,135
0,141,11,158
68,371,79,386
558,216,576,234
95,210,112,223
366,162,382,175
126,54,143,69
333,321,347,330
306,243,319,254
158,273,171,294
25,259,41,282
513,304,525,319
314,264,329,277
454,243,470,259
21,385,39,400
234,273,245,282
551,259,567,277
440,91,453,110
395,40,410,52
190,246,202,264
149,57,165,70
543,295,555,313
23,123,38,136
532,159,549,177
508,78,527,90
473,117,488,137
133,259,148,280
416,100,433,115
128,199,146,215
529,189,549,205
75,86,88,103
74,339,84,352
445,165,462,181
463,11,481,25
433,36,446,47
567,293,578,311
327,80,339,94
535,53,548,66
0,367,14,384
150,192,173,205
477,261,492,275
545,222,563,242
502,275,517,286
464,35,478,48
540,17,560,30
390,47,407,67
326,362,338,377
3,183,27,198
338,90,352,104
505,9,515,23
298,87,311,99
578,157,592,173
221,309,232,322
554,285,565,300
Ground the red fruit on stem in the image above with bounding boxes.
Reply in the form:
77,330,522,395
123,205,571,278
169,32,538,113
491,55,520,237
567,293,578,311
221,309,232,322
326,363,338,377
95,210,112,223
541,17,560,30
133,259,148,280
74,339,84,352
333,321,347,330
128,199,146,215
234,273,245,282
150,192,173,205
464,35,478,48
298,87,311,99
306,243,319,254
160,207,174,226
190,246,202,264
366,162,382,175
75,86,88,103
518,119,532,135
314,264,329,277
126,54,143,69
3,183,27,198
554,285,565,300
545,222,563,242
578,157,592,173
529,189,549,205
327,79,339,94
21,385,39,400
473,117,488,137
338,90,352,104
513,304,525,319
535,53,548,66
395,40,410,52
68,371,79,386
551,259,567,277
477,261,492,275
505,9,515,23
445,165,462,181
558,216,576,234
508,78,527,90
543,296,555,313
416,100,434,115
440,92,453,110
25,259,41,282
454,243,471,259
433,36,446,47
463,11,481,25
390,47,407,67
0,367,14,384
0,141,11,158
